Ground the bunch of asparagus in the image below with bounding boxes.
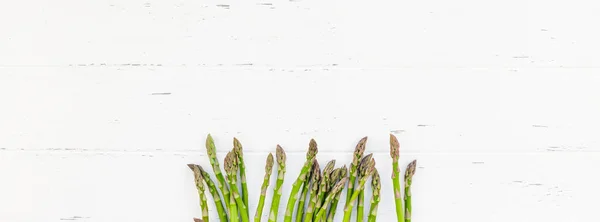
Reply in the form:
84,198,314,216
187,134,417,222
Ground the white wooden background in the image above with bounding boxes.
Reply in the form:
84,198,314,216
1,0,599,221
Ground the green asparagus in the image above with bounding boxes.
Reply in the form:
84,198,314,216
295,159,314,222
255,153,274,222
404,160,417,222
356,154,374,222
346,137,367,208
233,138,249,209
197,165,228,222
390,134,405,222
284,139,318,222
268,145,287,222
342,154,375,222
367,169,380,222
356,154,373,222
305,160,321,222
229,185,239,222
205,134,232,209
314,160,336,221
188,164,209,222
317,166,342,222
315,177,349,221
327,165,348,222
224,151,250,222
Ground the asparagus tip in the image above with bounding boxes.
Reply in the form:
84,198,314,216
355,136,368,155
307,138,318,160
187,163,196,171
332,177,348,193
372,168,380,188
193,218,204,222
266,153,274,172
324,159,336,174
233,137,242,151
359,154,375,176
224,151,238,176
406,159,417,178
390,134,399,160
276,145,286,166
312,159,321,180
340,165,348,177
359,153,374,168
205,134,215,154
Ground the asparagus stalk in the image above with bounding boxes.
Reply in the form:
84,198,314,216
356,153,374,222
255,153,275,222
188,164,209,222
295,159,314,222
284,139,318,222
197,165,228,222
314,160,336,221
327,165,348,222
390,134,405,222
224,151,250,222
315,177,349,221
367,169,380,222
304,160,321,222
404,160,417,222
316,166,342,222
229,185,239,222
342,154,375,222
205,134,232,209
233,138,249,209
355,154,374,222
268,145,287,222
346,137,367,204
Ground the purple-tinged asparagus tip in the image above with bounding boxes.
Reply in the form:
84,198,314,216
266,153,274,173
307,139,318,160
276,145,286,166
187,164,196,171
390,134,399,161
355,136,368,156
233,137,243,153
405,159,417,179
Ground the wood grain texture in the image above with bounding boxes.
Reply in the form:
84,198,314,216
1,0,599,221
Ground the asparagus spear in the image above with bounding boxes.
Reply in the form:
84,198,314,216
197,165,228,222
342,154,375,222
284,139,318,222
390,134,405,222
255,153,274,222
327,165,348,222
224,151,250,222
304,160,321,222
314,160,336,221
345,137,367,208
404,160,417,222
205,134,232,209
268,145,287,222
356,154,373,222
188,164,209,222
295,159,314,222
316,166,342,222
315,177,349,221
233,138,249,208
229,185,239,222
367,169,380,222
356,154,374,222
